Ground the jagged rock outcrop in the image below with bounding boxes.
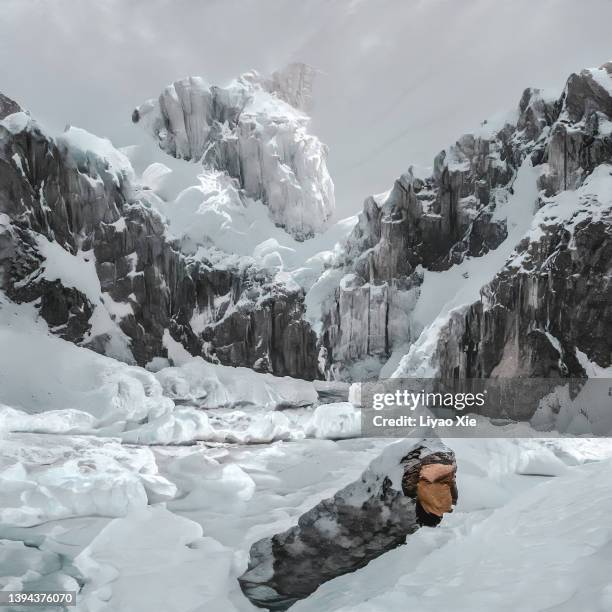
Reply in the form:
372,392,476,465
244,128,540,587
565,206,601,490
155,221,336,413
2,61,611,384
132,68,334,240
0,93,21,120
436,165,612,380
397,63,612,381
321,63,612,379
540,63,612,195
239,439,457,610
0,107,319,377
320,271,420,372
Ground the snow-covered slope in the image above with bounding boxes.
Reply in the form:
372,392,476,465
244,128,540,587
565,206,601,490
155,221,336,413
396,161,612,380
0,291,352,446
292,439,612,612
2,413,611,612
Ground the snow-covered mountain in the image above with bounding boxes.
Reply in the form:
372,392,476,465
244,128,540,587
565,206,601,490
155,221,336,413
0,74,333,378
318,62,612,384
1,60,611,398
1,59,612,612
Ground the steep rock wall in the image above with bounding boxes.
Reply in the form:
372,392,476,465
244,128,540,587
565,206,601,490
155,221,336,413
0,106,319,377
322,64,612,380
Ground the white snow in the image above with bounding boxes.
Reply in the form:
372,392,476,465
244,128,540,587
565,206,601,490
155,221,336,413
3,421,611,612
0,434,169,528
471,105,519,139
11,152,26,177
57,126,135,187
133,71,335,241
74,506,236,612
126,141,355,298
306,402,361,439
153,355,318,410
521,163,612,248
293,438,612,612
0,110,31,134
31,235,134,362
576,348,612,378
588,65,612,95
1,296,611,609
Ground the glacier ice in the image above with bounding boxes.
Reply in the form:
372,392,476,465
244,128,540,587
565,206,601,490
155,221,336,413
133,69,334,241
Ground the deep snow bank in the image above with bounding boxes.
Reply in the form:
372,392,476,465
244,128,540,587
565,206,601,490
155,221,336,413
0,292,357,445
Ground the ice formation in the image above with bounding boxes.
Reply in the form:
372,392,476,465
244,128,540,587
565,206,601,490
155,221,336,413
133,67,334,241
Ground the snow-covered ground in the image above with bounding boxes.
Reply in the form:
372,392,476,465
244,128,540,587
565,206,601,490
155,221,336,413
1,294,611,611
2,422,611,612
294,438,612,612
0,291,361,447
1,291,611,611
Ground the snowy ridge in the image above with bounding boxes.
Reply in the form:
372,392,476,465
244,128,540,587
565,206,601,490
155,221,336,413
383,64,612,381
393,159,541,378
131,142,355,291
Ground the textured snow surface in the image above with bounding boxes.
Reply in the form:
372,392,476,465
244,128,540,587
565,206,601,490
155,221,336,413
588,65,612,96
517,163,612,249
2,428,611,611
0,292,347,446
125,140,354,296
57,126,135,188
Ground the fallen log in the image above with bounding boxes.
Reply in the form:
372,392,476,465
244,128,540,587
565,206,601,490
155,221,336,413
238,438,457,610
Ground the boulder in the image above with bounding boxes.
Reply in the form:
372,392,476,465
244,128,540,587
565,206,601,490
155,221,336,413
238,439,457,610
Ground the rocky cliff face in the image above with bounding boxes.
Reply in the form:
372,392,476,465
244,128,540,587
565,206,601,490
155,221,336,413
132,67,334,241
434,164,612,380
0,101,319,377
429,65,612,381
0,93,21,120
321,63,612,380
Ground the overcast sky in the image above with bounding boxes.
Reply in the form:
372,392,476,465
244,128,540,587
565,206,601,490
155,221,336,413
2,0,612,216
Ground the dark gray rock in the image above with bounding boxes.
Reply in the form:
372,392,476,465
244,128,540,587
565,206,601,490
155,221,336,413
0,107,319,377
427,65,612,383
238,439,457,610
436,199,612,382
0,93,21,120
